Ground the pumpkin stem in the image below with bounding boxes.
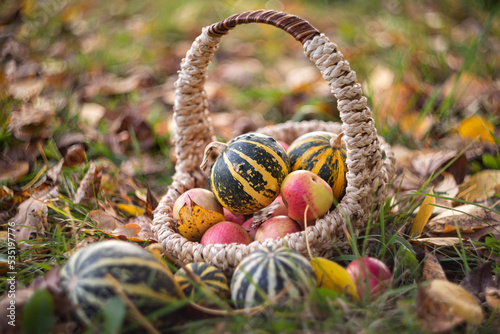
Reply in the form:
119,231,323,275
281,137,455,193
200,141,228,171
330,132,344,149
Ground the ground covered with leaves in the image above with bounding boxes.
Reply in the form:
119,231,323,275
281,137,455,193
1,0,500,333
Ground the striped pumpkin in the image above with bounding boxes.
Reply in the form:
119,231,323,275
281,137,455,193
174,262,229,303
204,133,291,215
230,245,316,309
287,131,347,202
60,240,182,325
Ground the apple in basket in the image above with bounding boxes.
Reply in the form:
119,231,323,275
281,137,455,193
173,188,225,242
254,215,302,243
280,170,333,225
200,221,253,246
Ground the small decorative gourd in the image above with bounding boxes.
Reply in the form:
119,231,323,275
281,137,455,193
201,133,290,215
230,245,316,309
287,131,347,202
60,240,182,326
174,262,229,304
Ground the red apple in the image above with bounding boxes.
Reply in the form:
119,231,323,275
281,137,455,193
200,221,253,246
280,170,333,224
346,257,392,301
173,188,223,220
223,208,246,225
269,195,288,218
241,218,258,239
255,215,302,243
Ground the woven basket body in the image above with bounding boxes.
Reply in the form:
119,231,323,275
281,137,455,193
152,10,396,275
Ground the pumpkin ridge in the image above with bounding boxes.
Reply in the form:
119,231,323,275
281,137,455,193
222,153,270,206
236,139,290,174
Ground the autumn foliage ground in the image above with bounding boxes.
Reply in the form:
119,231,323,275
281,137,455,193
1,0,500,333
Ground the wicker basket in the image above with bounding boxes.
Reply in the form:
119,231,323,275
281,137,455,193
152,10,396,275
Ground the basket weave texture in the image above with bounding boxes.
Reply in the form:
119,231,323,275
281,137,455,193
152,10,396,275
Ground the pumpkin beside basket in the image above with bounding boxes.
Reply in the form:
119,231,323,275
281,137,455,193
152,10,396,275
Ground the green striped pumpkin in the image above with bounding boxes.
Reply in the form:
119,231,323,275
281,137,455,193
60,240,182,325
174,262,229,303
230,245,316,309
203,133,291,215
287,131,347,202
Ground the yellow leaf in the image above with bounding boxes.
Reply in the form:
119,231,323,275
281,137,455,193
310,257,359,301
409,191,435,237
458,170,500,202
427,280,484,325
116,203,144,217
177,202,225,242
458,115,495,143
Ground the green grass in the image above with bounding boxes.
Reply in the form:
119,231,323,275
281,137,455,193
1,0,500,332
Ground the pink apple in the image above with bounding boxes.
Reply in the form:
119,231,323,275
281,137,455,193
277,141,289,151
269,195,288,218
280,170,333,224
242,218,258,239
223,208,246,225
255,215,302,243
173,188,223,220
346,257,392,301
200,221,253,246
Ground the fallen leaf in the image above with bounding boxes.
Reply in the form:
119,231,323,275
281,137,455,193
485,286,500,313
422,249,447,281
63,144,87,167
88,207,123,231
414,237,463,247
409,190,435,237
7,77,46,100
120,155,165,177
0,160,30,183
79,103,105,128
8,99,55,141
416,282,466,333
458,170,500,202
441,72,492,110
458,115,495,143
427,204,500,234
111,223,141,238
411,150,467,184
11,195,48,241
432,173,459,214
460,262,499,304
116,203,144,217
74,161,102,204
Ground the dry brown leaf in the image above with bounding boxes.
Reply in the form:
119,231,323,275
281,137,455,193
422,249,447,281
11,195,48,241
111,223,141,238
7,77,46,100
82,72,151,98
120,155,165,177
411,150,467,184
8,100,55,141
433,173,459,214
427,204,500,234
88,208,123,231
79,102,105,128
0,160,29,183
74,161,102,204
441,72,492,110
63,144,87,167
460,262,499,304
458,170,500,202
414,237,462,247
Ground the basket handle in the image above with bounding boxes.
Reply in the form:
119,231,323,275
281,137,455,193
173,10,383,210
